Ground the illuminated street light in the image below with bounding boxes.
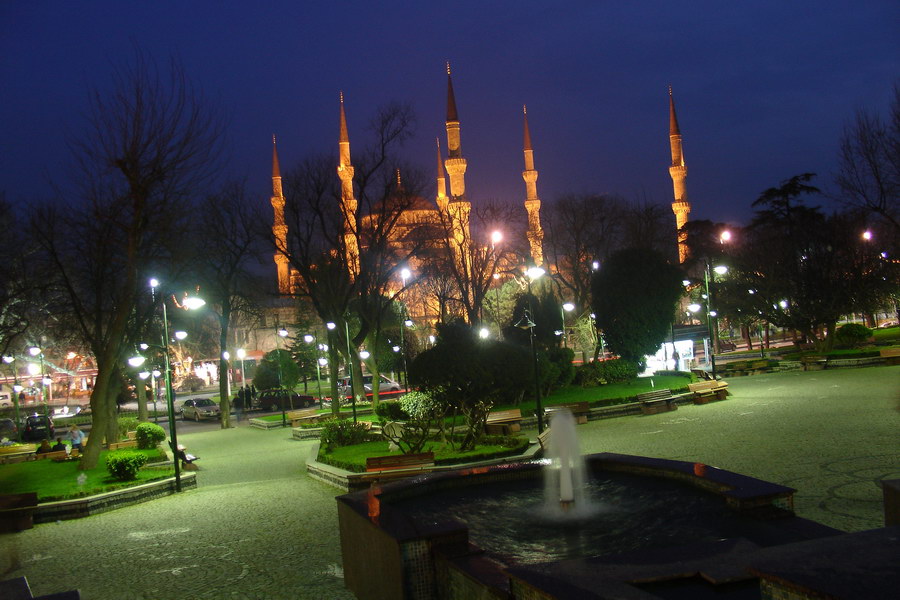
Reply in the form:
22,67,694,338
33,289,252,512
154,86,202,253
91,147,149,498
862,230,873,241
150,277,205,493
687,303,702,313
713,265,729,276
359,350,370,360
559,302,575,348
478,327,490,339
127,356,147,367
720,230,732,243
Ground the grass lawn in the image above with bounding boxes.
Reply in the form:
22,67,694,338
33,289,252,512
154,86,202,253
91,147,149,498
323,437,528,471
873,326,900,343
0,448,174,501
254,411,376,423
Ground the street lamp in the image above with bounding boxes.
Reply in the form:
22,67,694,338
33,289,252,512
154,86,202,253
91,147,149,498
398,269,412,391
276,326,289,427
326,320,357,423
522,265,546,433
28,346,49,435
236,348,247,391
3,355,22,439
560,302,575,348
702,263,728,379
150,277,205,493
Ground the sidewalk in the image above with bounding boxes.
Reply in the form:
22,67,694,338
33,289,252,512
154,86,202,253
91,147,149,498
2,365,898,599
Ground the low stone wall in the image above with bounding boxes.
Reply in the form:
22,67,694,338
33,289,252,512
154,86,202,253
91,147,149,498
33,472,197,523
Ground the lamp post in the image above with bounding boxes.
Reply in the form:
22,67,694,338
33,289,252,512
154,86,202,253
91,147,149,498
28,346,49,437
703,264,728,379
303,334,324,406
276,326,288,427
3,355,21,440
399,268,412,390
236,348,247,391
327,320,357,424
150,277,204,493
524,266,546,433
559,302,575,348
490,231,503,337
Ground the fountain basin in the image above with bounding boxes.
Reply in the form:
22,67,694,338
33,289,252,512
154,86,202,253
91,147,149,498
336,453,838,600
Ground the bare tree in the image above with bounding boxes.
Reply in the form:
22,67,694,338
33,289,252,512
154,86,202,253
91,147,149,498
835,84,900,233
194,181,266,427
32,50,222,469
281,103,431,409
432,200,522,325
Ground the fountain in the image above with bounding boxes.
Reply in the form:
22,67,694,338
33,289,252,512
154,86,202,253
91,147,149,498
543,409,589,515
335,425,880,599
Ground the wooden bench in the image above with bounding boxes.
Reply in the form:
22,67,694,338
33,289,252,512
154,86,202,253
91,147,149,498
880,348,900,366
545,401,590,424
108,440,138,451
365,452,434,472
800,355,828,371
34,450,70,461
0,492,38,533
485,409,522,435
724,361,750,376
636,390,678,415
287,408,319,427
537,429,552,454
718,340,737,352
691,369,714,381
688,380,730,404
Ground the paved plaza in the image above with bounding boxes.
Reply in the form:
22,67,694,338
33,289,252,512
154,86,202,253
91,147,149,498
1,365,897,599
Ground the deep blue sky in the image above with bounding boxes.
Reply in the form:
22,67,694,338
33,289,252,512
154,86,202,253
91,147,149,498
2,1,897,226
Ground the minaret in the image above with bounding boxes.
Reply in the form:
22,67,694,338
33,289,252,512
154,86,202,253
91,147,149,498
668,86,691,263
271,135,291,294
443,63,471,267
522,105,544,267
435,137,448,213
337,92,360,276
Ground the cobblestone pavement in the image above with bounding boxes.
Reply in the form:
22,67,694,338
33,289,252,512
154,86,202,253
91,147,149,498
1,365,897,599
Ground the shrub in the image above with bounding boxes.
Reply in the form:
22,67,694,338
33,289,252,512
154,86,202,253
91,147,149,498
117,416,140,441
135,422,167,449
547,347,576,390
374,400,408,422
573,358,638,386
106,450,149,481
596,358,639,383
320,419,371,451
835,323,872,348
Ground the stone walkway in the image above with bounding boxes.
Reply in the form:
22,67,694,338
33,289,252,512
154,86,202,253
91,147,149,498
1,365,897,599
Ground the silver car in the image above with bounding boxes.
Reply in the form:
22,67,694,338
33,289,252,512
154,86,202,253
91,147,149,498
181,398,220,421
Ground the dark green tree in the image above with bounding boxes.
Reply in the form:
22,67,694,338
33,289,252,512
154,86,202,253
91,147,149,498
409,321,529,450
591,247,684,364
252,349,300,393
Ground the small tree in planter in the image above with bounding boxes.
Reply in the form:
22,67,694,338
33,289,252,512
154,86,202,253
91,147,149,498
106,451,149,481
379,391,445,454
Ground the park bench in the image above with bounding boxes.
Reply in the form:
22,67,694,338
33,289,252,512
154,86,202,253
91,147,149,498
0,492,38,533
287,408,319,427
34,450,70,461
718,340,737,352
365,452,434,472
537,429,552,454
108,440,138,451
724,361,750,376
879,347,900,366
172,443,199,471
485,409,522,435
691,369,714,381
800,355,828,371
688,380,730,404
544,401,590,424
636,390,678,415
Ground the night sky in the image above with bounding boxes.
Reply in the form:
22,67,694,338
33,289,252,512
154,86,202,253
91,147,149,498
2,1,897,226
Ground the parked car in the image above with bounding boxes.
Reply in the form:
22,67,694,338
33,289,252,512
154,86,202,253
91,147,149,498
22,415,54,441
337,374,401,396
256,389,315,411
181,398,220,421
0,417,17,440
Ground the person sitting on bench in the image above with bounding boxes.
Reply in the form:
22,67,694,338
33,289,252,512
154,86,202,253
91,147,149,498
170,442,198,466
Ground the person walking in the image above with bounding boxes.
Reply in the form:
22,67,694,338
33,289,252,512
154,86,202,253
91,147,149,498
234,388,244,423
68,424,85,453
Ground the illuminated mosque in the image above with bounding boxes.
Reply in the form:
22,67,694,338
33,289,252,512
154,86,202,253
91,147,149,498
269,67,692,324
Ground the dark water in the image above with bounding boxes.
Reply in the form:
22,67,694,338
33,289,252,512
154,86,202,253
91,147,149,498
392,472,761,566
